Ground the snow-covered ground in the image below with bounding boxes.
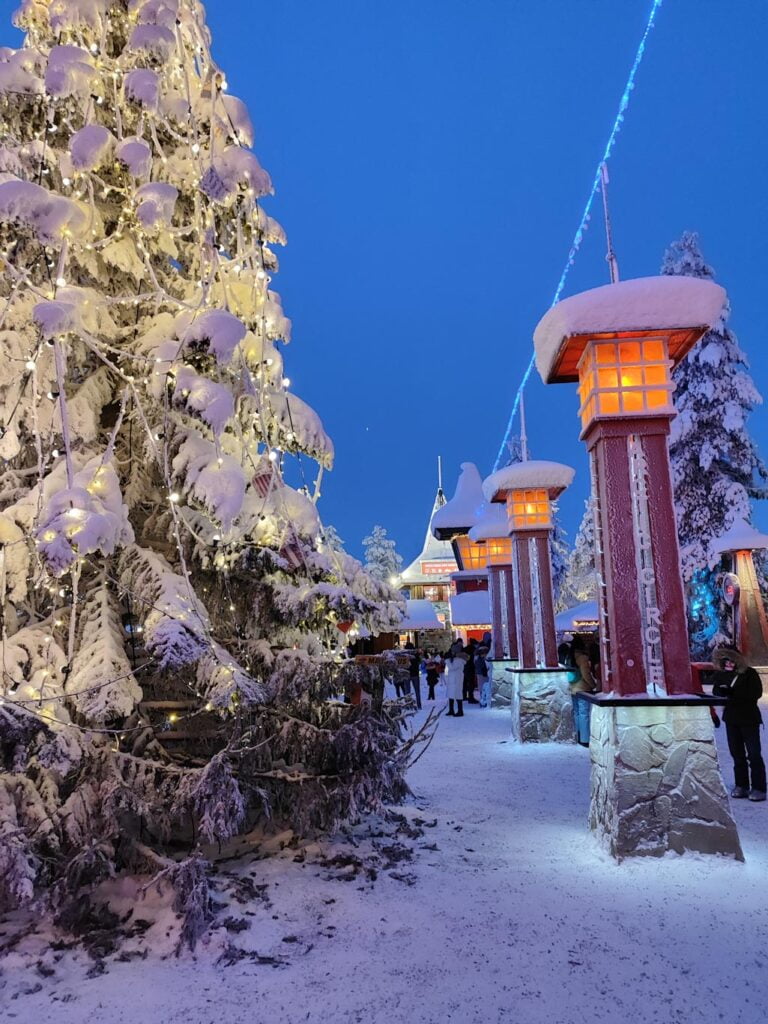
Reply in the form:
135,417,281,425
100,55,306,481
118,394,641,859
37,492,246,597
2,697,768,1024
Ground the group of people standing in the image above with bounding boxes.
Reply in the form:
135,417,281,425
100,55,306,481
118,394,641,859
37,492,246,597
443,638,490,717
393,639,491,715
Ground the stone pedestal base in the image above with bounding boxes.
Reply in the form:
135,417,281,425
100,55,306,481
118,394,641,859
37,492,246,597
589,703,743,861
510,669,574,743
489,659,516,708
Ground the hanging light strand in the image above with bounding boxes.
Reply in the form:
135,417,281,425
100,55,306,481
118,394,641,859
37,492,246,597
492,0,664,473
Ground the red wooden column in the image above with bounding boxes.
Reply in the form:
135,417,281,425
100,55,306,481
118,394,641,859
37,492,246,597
484,461,574,670
488,564,518,659
585,416,692,696
641,425,694,693
488,566,504,659
533,532,559,668
501,565,518,658
512,534,537,668
585,420,648,695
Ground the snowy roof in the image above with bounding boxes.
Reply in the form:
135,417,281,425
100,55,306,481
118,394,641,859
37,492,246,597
468,502,508,542
398,600,443,631
431,463,484,538
483,460,575,503
533,276,727,384
554,601,600,633
449,590,491,627
400,486,458,584
710,518,768,555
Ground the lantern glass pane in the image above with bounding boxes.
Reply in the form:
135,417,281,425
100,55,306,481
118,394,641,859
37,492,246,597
646,389,668,409
623,391,644,412
455,535,486,570
598,368,618,388
644,365,666,385
598,392,620,415
595,344,615,364
619,340,641,362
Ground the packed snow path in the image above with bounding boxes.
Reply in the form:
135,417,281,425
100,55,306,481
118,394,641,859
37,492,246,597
4,705,768,1023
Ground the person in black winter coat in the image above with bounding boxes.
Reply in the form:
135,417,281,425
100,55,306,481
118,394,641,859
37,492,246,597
463,639,478,703
712,646,766,801
405,643,422,710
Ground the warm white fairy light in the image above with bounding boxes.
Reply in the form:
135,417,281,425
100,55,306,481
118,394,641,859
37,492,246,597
0,0,380,914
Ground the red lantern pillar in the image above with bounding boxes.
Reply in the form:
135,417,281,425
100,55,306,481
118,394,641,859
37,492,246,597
469,504,517,660
487,564,516,659
533,275,743,860
484,464,574,670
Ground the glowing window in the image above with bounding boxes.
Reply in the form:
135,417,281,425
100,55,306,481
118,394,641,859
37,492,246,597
454,535,487,570
484,536,513,566
508,488,551,531
577,337,673,430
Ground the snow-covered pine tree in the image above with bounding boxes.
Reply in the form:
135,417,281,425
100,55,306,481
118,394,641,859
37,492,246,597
559,499,597,609
320,524,345,553
662,232,768,654
549,518,570,611
0,0,409,934
362,525,403,582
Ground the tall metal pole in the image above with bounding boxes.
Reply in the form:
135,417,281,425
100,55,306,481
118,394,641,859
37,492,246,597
519,392,529,462
600,163,620,285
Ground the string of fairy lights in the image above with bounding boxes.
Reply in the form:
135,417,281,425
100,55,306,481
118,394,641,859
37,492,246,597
0,1,372,745
492,0,665,472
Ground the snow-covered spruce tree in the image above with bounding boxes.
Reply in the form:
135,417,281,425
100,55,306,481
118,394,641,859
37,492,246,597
362,525,403,583
320,523,345,553
559,499,597,609
662,232,768,655
0,0,409,936
549,519,569,611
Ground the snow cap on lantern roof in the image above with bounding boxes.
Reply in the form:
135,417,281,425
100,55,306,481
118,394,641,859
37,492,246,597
398,599,443,631
449,589,491,628
710,517,768,557
482,460,575,503
533,276,727,384
431,462,484,539
468,501,508,542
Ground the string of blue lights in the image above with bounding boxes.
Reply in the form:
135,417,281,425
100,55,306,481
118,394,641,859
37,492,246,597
492,0,665,473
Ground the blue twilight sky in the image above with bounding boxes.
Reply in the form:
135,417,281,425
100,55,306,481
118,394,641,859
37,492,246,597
5,1,767,565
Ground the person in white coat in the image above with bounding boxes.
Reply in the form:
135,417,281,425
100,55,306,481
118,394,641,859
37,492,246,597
444,648,468,717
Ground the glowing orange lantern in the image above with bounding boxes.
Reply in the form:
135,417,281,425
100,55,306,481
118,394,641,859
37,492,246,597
576,336,673,431
508,487,552,532
453,533,489,571
484,535,513,566
483,461,574,668
469,503,516,660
